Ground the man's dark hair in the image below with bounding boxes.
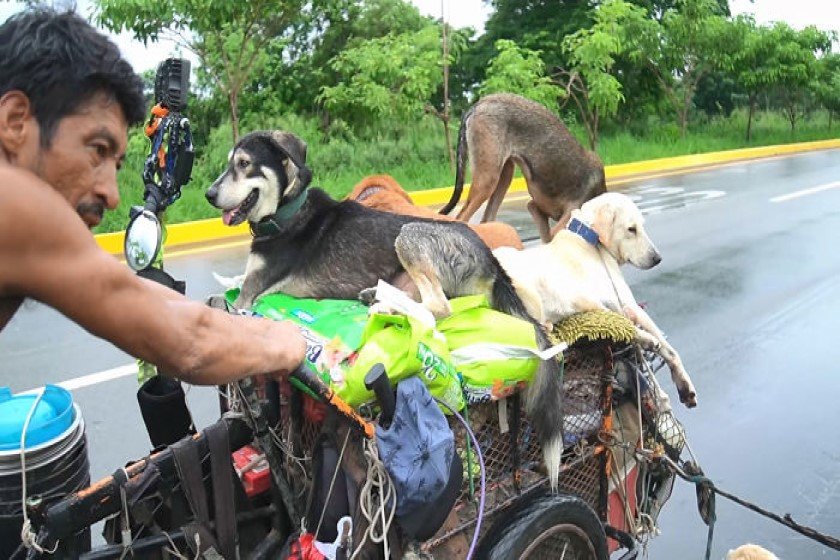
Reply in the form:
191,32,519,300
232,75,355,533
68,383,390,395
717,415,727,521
0,9,145,145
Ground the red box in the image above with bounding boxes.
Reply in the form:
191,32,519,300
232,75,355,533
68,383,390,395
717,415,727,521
232,445,270,498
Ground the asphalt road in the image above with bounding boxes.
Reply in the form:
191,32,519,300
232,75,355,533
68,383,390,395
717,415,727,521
2,148,840,558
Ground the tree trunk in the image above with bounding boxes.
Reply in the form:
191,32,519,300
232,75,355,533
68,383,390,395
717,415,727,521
441,13,455,172
829,110,833,131
442,116,454,171
786,102,796,135
228,89,240,143
746,93,755,142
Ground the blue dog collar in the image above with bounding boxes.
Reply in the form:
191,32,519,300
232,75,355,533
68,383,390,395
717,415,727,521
567,217,600,246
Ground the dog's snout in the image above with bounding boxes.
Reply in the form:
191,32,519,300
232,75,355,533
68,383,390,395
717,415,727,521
206,185,218,205
651,251,662,267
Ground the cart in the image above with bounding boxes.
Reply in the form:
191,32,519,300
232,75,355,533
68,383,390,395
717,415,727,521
18,307,687,560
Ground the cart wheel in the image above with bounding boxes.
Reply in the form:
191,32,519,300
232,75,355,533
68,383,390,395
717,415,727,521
477,494,608,560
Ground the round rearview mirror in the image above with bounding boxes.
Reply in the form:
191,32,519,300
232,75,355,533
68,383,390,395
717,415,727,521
124,209,162,271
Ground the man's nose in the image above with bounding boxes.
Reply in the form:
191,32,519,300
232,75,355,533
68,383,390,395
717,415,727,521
97,165,120,209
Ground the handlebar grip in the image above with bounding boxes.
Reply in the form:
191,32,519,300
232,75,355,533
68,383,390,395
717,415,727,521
364,363,395,428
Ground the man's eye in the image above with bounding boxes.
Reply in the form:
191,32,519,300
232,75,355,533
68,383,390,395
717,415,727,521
95,144,108,158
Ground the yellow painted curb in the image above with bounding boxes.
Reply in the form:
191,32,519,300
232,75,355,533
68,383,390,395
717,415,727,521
97,217,249,255
96,138,840,255
407,138,840,207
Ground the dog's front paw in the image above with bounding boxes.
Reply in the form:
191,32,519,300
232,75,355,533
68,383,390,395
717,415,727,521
358,287,378,306
678,385,698,409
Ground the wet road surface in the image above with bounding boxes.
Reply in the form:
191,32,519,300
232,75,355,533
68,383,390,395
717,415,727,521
2,149,840,557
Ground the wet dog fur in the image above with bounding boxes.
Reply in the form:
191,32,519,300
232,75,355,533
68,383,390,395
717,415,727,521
347,174,524,250
726,544,779,560
494,192,697,408
439,93,606,243
205,131,567,487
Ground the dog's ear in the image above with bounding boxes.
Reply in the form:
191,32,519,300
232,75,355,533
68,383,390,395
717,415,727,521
590,203,616,247
269,130,313,190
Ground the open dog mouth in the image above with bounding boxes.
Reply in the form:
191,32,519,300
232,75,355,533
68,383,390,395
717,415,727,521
222,189,259,226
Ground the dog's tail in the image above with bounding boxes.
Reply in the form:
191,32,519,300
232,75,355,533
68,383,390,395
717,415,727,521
490,269,565,491
439,104,475,215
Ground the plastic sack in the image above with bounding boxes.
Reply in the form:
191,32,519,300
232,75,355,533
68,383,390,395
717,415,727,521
437,295,541,404
224,289,464,412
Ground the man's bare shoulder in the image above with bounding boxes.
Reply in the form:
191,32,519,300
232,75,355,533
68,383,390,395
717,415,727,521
0,166,101,294
0,165,74,216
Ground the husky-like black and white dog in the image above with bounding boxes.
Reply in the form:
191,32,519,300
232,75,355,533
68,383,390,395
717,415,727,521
206,130,568,488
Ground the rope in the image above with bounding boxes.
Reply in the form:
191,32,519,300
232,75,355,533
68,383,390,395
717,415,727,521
350,438,396,560
662,457,840,554
19,388,59,554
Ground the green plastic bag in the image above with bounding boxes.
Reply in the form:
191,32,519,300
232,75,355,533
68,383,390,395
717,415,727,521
437,295,541,404
343,312,465,412
224,289,464,412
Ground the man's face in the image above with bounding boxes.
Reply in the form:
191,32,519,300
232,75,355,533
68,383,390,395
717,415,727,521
31,94,129,229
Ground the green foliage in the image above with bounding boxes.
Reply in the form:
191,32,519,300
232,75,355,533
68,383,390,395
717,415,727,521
628,0,742,134
95,0,306,141
479,40,564,111
317,24,459,129
558,0,649,147
812,53,840,124
477,0,595,80
249,0,431,116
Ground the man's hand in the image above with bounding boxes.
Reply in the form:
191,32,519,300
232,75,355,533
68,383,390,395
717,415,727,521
265,319,307,379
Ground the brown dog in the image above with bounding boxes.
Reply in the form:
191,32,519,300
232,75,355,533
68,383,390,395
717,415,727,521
347,174,523,250
439,93,607,243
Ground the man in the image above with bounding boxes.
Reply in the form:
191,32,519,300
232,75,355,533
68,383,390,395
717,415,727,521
0,9,306,385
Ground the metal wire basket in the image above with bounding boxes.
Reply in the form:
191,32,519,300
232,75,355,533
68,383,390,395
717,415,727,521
270,337,636,557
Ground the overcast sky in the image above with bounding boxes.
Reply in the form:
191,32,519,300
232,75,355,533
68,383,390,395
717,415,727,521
0,0,838,72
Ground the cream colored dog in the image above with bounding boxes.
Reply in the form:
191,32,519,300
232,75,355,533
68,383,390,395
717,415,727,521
726,544,780,560
494,192,697,408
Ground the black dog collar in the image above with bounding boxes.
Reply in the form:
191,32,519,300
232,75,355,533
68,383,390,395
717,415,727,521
567,217,600,246
251,187,309,238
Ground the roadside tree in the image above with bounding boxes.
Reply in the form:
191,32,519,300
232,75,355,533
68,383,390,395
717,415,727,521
630,0,740,136
479,39,565,113
96,0,307,142
556,0,648,149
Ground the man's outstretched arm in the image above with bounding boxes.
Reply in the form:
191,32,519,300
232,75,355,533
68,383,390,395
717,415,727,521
0,169,306,385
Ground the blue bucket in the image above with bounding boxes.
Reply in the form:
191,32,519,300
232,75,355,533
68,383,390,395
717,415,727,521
0,385,90,558
0,385,75,451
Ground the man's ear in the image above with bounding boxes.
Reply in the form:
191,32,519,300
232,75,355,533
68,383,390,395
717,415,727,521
0,91,36,157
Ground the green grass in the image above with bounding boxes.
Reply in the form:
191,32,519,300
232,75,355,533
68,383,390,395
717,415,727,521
95,108,839,234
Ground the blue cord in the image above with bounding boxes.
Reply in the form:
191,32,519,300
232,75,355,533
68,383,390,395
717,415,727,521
435,398,486,560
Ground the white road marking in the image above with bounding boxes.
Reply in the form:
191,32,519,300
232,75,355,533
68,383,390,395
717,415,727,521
770,181,840,203
55,363,137,392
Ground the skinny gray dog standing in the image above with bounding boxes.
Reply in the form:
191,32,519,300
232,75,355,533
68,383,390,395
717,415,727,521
440,93,607,242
